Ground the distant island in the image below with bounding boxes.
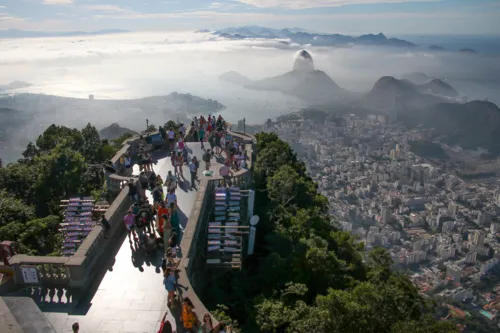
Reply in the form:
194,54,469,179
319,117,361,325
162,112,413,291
459,48,477,54
209,26,416,48
0,29,130,39
428,45,445,51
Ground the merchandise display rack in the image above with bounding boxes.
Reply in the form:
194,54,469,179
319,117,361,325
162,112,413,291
206,185,248,269
58,197,109,256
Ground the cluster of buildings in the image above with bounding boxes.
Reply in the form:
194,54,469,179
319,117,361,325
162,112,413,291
261,113,500,330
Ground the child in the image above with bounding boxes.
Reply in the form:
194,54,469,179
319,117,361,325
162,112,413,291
164,268,177,307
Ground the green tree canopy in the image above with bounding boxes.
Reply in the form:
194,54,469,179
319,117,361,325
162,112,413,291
0,123,119,255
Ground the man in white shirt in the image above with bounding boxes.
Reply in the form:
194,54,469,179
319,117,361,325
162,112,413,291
189,160,197,189
166,129,175,150
179,124,186,137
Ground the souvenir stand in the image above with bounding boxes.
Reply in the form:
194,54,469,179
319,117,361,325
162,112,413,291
58,197,109,256
206,185,248,269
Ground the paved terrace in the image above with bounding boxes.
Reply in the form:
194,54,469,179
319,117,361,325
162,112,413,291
2,130,255,333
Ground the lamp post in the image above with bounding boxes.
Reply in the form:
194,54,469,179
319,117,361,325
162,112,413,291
146,119,149,133
248,215,260,256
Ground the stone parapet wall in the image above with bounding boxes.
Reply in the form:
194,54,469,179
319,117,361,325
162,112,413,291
8,132,143,292
177,128,255,329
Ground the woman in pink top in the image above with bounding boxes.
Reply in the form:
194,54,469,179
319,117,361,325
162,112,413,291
123,210,137,243
178,138,185,151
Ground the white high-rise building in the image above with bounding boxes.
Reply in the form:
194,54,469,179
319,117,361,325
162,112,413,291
448,203,458,218
465,252,477,264
381,207,391,224
470,230,486,247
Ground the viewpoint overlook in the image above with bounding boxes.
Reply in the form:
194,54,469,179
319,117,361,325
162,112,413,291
1,1,500,330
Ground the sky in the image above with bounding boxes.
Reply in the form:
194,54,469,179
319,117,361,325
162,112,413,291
0,0,499,35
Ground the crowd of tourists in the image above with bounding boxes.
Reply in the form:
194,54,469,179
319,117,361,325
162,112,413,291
122,115,238,333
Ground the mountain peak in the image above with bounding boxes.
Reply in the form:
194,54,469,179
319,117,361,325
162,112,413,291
293,49,315,72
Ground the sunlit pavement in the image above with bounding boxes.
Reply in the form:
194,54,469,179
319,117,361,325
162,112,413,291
40,144,224,333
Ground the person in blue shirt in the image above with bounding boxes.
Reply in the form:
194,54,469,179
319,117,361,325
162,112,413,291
163,268,177,307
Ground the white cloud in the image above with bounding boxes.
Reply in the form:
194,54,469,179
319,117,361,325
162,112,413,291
233,0,440,10
91,9,491,22
0,13,25,22
0,6,6,9
210,2,239,10
43,0,74,4
84,5,131,12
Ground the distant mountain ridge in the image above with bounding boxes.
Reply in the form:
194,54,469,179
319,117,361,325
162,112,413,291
367,76,448,110
0,29,129,39
211,26,416,48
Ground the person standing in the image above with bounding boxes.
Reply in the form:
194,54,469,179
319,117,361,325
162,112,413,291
169,202,181,247
177,152,184,178
124,210,137,244
181,298,198,332
166,128,175,150
203,149,212,171
164,171,178,193
219,163,233,186
162,214,172,258
166,189,177,207
201,313,213,333
100,215,111,239
164,268,177,308
198,127,205,148
179,123,186,138
191,121,198,142
157,201,169,234
158,311,174,333
189,159,197,189
192,156,200,183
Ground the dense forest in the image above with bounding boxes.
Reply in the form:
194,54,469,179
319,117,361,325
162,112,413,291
205,132,458,333
0,124,128,255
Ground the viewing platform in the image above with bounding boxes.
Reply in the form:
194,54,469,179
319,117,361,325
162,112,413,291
0,125,256,333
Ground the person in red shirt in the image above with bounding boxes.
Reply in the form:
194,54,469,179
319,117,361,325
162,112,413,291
157,201,169,234
157,311,174,333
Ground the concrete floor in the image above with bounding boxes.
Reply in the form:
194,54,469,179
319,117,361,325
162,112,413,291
37,145,225,333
